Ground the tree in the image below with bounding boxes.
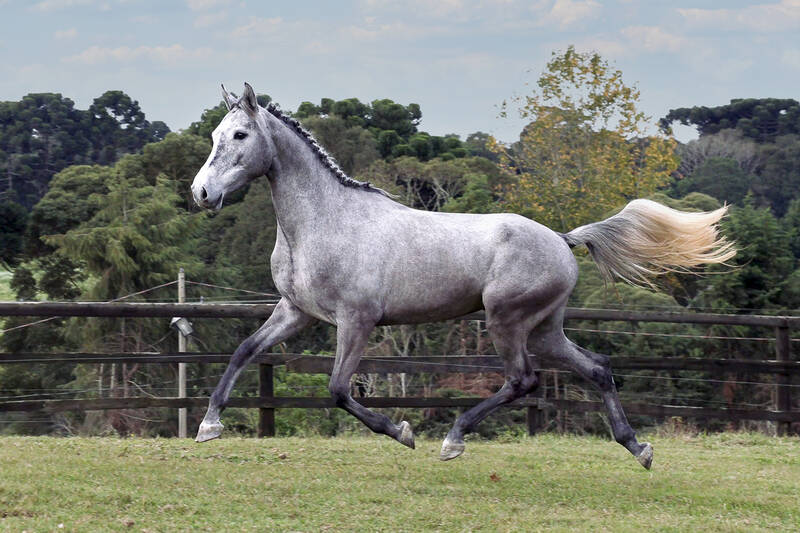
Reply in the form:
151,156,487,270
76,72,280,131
661,98,800,143
186,102,227,140
24,165,112,258
44,175,203,304
377,130,401,158
694,197,796,312
0,93,93,207
370,99,420,136
464,132,499,162
0,91,168,209
115,132,211,209
0,200,27,268
88,91,167,162
299,116,379,175
498,46,678,232
441,173,500,214
360,156,503,212
675,129,761,178
783,197,800,259
754,134,800,217
673,157,755,206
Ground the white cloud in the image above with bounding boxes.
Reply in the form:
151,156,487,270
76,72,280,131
54,28,78,39
31,0,103,13
185,0,231,11
542,0,601,28
230,17,284,39
342,20,449,42
193,11,227,28
572,25,693,61
620,26,689,53
414,0,464,17
571,36,630,59
359,0,463,14
678,0,800,32
63,44,212,65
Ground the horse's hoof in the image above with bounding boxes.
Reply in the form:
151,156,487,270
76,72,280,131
195,421,224,443
397,421,415,449
636,442,653,470
440,437,465,461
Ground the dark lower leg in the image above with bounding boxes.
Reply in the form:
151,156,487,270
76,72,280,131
198,299,313,438
446,371,538,443
331,320,414,448
203,338,257,422
574,346,647,457
329,383,407,441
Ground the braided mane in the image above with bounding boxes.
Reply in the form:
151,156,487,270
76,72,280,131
263,103,391,197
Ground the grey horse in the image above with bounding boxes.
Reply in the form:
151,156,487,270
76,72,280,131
191,83,734,468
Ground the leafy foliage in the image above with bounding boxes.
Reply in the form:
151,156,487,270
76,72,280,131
498,46,678,232
673,157,755,206
0,200,27,268
661,98,800,143
0,91,168,208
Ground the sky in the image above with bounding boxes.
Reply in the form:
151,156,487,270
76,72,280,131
1,0,799,144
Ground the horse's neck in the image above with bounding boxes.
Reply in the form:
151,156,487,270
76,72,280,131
265,113,347,242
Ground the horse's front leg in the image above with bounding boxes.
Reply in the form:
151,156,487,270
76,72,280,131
196,298,315,442
329,319,415,449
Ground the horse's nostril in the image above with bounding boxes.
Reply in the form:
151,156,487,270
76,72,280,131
201,187,208,200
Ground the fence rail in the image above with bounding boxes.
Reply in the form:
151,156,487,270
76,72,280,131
0,302,796,436
2,301,799,326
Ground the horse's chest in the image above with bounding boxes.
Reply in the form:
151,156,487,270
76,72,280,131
270,241,352,323
270,236,296,298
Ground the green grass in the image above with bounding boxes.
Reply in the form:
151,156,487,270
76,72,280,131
0,433,798,532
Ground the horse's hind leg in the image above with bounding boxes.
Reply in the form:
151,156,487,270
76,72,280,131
440,312,540,460
196,298,315,442
329,319,415,449
530,319,653,469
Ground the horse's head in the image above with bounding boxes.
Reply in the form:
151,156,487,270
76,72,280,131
191,82,274,210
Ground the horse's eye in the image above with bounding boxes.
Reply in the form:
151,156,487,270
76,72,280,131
233,131,248,140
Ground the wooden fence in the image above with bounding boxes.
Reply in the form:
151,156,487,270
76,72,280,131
0,302,797,436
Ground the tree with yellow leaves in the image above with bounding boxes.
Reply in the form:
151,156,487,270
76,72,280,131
498,46,678,232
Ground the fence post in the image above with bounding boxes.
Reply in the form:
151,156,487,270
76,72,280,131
258,363,275,437
177,268,187,438
775,326,792,436
526,371,545,435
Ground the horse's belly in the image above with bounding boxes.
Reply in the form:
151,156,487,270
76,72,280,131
378,275,484,325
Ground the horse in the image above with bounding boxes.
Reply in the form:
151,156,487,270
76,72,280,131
190,83,735,468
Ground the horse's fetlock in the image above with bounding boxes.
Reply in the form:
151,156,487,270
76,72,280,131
615,428,636,446
523,371,539,392
593,366,614,391
507,372,538,396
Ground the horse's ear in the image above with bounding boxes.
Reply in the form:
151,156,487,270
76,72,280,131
241,82,259,117
221,84,237,111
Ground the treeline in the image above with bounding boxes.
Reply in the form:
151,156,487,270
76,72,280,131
1,49,800,438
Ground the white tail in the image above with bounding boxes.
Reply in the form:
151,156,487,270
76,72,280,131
563,199,736,288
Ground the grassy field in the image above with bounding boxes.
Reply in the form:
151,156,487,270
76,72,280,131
0,433,798,532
